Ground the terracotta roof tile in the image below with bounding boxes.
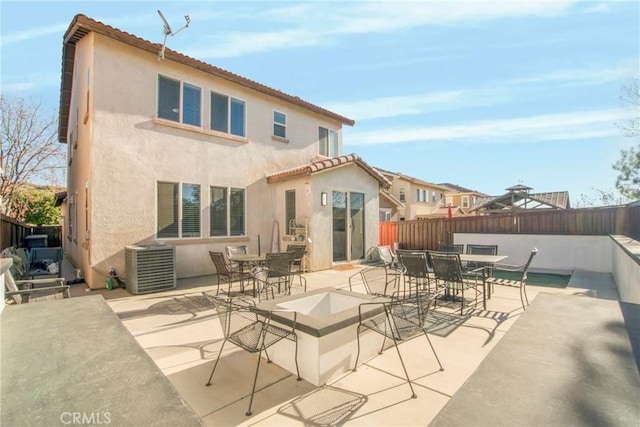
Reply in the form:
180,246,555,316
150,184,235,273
266,154,390,188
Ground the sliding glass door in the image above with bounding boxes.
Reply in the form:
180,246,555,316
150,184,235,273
332,191,365,262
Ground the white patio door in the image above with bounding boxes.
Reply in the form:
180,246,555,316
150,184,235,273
332,191,365,262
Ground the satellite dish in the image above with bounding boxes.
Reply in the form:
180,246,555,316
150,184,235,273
157,10,191,60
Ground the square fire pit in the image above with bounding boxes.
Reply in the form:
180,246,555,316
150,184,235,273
256,288,388,386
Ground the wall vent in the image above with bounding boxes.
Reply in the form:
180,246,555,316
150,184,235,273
125,245,176,294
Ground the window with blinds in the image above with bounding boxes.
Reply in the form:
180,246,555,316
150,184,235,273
181,183,201,237
157,182,179,238
182,83,201,127
158,76,179,122
211,92,246,137
157,75,201,127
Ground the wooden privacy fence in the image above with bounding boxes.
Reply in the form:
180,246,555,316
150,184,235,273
380,203,640,251
1,214,62,250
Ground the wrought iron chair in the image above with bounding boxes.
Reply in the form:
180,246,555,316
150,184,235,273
352,290,444,398
430,251,484,313
350,265,402,297
224,245,248,273
251,251,296,300
465,244,499,271
203,293,301,416
396,250,434,295
209,251,245,295
375,245,399,268
485,248,538,310
286,244,308,291
437,244,464,254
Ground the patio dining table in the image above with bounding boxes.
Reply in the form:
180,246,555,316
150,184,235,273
228,253,266,296
458,253,507,300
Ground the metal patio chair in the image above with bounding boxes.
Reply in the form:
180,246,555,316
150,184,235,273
396,250,434,295
465,244,499,271
251,251,297,301
350,264,402,297
286,244,308,291
437,244,464,254
485,248,538,310
225,245,248,273
203,293,301,416
209,251,245,295
352,290,444,398
430,251,484,313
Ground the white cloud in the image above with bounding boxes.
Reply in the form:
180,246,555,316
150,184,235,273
345,109,625,145
507,62,636,87
184,0,579,58
0,23,68,46
326,88,513,121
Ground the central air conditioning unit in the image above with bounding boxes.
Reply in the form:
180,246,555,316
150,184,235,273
125,245,176,294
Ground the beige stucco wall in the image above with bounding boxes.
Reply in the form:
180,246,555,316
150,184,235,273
67,33,360,287
269,165,381,271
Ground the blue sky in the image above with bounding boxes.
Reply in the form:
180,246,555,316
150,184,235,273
1,0,638,204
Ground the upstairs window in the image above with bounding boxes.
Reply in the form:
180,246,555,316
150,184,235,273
157,75,201,126
319,127,338,157
211,92,245,137
274,111,287,138
399,188,406,202
182,83,201,126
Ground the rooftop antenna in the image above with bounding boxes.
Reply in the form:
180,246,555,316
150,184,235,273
157,10,190,60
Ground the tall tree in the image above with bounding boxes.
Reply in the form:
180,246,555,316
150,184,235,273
0,96,65,216
613,78,640,200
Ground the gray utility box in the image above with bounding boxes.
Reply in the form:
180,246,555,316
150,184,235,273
124,245,176,294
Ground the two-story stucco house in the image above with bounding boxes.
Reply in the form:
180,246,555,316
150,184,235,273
375,169,449,220
58,15,389,288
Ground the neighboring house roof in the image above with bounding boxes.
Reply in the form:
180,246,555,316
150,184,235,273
374,168,449,191
438,182,488,195
380,189,404,207
417,205,467,219
266,154,391,188
396,174,450,191
58,14,355,143
471,191,570,211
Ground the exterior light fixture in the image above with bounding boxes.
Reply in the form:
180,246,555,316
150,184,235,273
321,192,327,206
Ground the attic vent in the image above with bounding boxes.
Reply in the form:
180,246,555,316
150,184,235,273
125,245,176,294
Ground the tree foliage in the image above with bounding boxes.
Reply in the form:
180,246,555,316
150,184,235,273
9,185,61,225
613,78,640,200
0,96,65,216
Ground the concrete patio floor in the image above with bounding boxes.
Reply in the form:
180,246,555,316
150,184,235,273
73,264,637,426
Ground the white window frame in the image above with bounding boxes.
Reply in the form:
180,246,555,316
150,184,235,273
157,181,202,239
462,196,469,208
210,185,246,237
319,126,338,157
210,91,246,137
157,75,202,128
273,110,287,139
